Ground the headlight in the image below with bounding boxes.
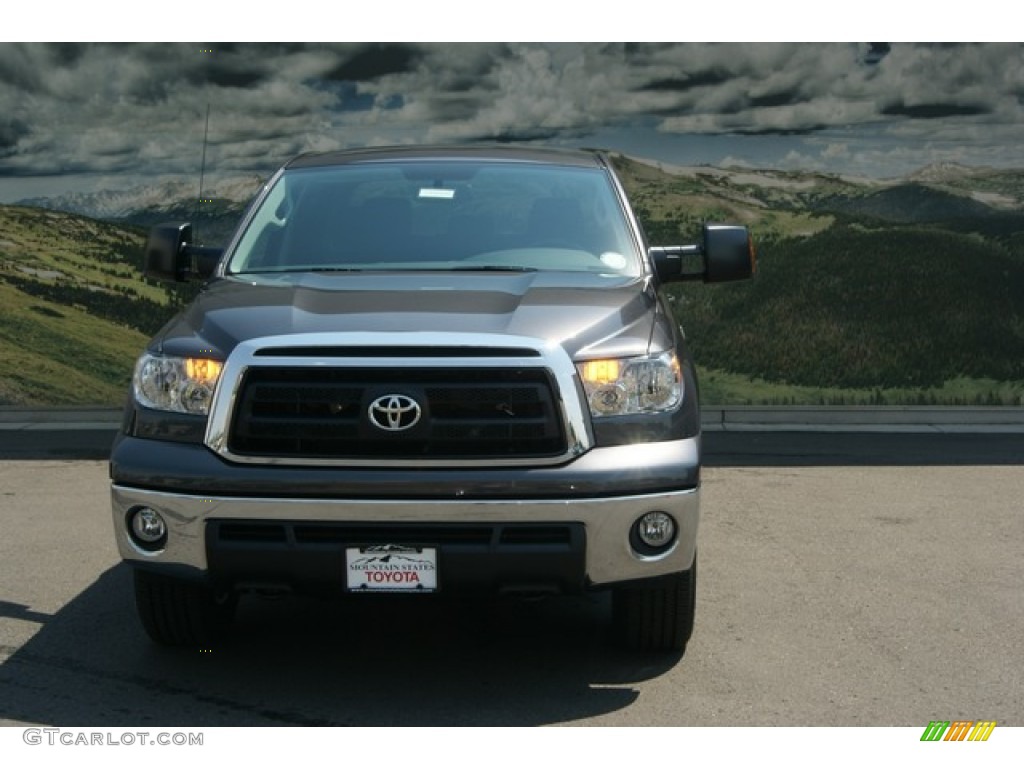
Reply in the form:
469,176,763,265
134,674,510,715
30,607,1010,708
576,351,682,417
133,354,224,415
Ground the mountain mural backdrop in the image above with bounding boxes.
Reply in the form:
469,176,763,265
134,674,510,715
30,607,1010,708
1,154,1022,407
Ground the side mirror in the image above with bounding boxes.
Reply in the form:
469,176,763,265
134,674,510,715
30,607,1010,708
144,222,223,282
704,224,756,283
650,223,756,284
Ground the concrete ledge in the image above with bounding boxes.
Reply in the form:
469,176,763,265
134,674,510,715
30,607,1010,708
0,407,122,431
700,406,1024,433
0,407,122,425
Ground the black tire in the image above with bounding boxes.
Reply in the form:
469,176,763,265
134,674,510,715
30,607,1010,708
133,569,237,646
612,555,696,653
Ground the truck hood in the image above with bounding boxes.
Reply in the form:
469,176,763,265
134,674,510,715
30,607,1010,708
155,271,665,360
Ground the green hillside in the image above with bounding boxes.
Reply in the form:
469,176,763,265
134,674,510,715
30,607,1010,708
814,184,1024,225
611,155,1024,405
0,206,171,405
673,224,1024,388
3,155,1024,407
610,154,840,242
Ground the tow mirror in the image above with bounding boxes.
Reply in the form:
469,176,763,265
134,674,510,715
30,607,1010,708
650,223,756,283
144,222,223,282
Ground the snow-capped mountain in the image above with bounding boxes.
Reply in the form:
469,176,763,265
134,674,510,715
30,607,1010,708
17,176,266,221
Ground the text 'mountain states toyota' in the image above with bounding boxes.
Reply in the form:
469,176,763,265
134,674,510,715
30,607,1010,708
110,145,755,653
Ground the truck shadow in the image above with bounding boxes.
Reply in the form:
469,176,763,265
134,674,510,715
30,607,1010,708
0,565,682,726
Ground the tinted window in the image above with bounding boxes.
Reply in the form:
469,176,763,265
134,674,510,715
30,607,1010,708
228,161,641,276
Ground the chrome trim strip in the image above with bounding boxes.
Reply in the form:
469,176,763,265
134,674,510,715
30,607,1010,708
204,331,593,467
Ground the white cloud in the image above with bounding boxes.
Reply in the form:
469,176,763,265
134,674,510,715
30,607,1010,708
1,41,1023,199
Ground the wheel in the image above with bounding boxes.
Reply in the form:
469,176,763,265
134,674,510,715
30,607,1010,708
133,569,237,646
612,555,696,653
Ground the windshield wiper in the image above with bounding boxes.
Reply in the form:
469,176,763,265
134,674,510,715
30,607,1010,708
442,265,538,273
232,266,366,275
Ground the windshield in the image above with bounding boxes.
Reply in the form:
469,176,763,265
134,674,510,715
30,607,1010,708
227,160,642,277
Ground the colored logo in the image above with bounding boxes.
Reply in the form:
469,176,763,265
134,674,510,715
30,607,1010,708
920,720,996,741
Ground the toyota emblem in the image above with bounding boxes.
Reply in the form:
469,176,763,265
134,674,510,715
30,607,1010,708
368,394,422,432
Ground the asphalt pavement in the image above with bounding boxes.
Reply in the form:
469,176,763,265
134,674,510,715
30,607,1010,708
1,458,1021,727
0,406,1021,727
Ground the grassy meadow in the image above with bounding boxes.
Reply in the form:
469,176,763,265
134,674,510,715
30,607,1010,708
2,155,1023,407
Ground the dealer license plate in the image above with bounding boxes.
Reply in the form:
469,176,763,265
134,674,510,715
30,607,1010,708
346,545,438,592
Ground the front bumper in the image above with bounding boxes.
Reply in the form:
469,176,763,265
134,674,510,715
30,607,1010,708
111,437,700,589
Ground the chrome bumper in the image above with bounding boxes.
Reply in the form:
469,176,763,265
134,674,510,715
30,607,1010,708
111,485,699,587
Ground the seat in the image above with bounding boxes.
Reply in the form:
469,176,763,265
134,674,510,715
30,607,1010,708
526,197,588,250
281,192,349,266
345,197,413,262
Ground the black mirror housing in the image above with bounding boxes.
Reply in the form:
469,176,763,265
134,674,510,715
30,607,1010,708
649,223,756,284
703,224,756,283
144,222,191,282
649,244,698,283
144,222,223,282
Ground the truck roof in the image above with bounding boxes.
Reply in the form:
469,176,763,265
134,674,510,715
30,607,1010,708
285,144,607,170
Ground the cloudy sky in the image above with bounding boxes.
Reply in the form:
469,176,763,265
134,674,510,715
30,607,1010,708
1,41,1023,202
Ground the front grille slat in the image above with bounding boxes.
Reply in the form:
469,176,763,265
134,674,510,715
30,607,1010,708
215,522,575,549
227,364,566,461
218,523,288,543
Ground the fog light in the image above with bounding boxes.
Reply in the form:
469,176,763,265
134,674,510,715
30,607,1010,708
130,507,167,548
635,512,676,550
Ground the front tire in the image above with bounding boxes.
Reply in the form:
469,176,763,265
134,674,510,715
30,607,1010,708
612,555,696,653
133,569,237,646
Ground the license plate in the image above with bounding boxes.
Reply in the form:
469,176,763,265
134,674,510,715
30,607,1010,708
346,545,438,592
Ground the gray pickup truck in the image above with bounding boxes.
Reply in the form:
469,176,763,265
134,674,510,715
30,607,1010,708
110,146,754,653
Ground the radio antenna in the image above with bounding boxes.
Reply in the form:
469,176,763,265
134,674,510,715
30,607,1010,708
192,102,211,243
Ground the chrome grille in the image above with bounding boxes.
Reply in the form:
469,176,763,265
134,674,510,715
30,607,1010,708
228,366,566,460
